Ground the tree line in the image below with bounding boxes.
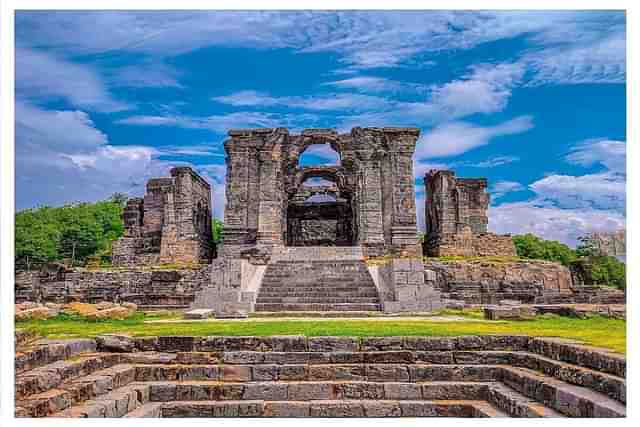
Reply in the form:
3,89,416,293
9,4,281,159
15,194,224,270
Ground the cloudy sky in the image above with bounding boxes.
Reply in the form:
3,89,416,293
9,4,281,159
15,10,626,246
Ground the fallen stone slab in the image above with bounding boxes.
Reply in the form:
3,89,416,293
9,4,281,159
184,309,214,320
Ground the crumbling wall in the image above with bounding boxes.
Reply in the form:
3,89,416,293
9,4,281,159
112,166,214,267
424,259,574,304
15,268,210,308
424,170,516,257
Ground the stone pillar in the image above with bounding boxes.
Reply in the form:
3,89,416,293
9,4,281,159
222,138,253,257
256,131,285,248
385,129,422,257
353,129,385,256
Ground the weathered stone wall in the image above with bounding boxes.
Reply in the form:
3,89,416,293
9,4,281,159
223,127,422,258
15,268,210,308
113,166,214,266
369,258,443,312
424,259,575,304
423,170,516,257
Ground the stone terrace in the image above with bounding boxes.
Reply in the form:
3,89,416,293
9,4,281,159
15,335,625,418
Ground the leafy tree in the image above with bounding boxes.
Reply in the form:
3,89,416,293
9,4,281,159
109,192,128,207
15,199,124,269
589,256,626,290
512,233,577,266
212,218,224,244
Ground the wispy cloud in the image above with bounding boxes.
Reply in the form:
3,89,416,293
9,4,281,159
16,47,130,112
415,116,534,160
489,180,525,199
213,90,392,112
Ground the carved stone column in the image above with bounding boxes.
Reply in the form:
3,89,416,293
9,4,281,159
353,129,385,256
385,129,422,256
256,130,286,248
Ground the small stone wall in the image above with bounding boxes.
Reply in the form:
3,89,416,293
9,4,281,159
15,268,210,309
424,259,574,304
425,230,516,257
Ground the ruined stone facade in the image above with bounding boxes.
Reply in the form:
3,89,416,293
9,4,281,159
583,230,626,260
112,167,214,266
223,127,422,258
424,170,516,257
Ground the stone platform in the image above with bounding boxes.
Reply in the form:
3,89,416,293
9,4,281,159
15,335,625,418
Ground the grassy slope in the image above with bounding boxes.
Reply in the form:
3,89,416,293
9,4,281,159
16,312,626,354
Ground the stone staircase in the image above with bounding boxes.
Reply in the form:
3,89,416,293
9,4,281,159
255,247,382,313
15,335,626,418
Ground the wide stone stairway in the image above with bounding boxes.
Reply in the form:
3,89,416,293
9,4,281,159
15,334,625,418
254,247,382,313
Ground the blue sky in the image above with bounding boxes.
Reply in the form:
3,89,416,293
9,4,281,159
15,10,626,246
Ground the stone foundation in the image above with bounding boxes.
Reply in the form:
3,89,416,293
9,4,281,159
424,259,575,304
425,230,516,257
15,268,210,309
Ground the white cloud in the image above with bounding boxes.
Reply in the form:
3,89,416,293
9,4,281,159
565,139,626,173
213,90,391,112
490,137,626,246
323,76,425,93
489,180,525,200
116,112,309,134
529,172,625,211
111,61,183,88
15,101,178,209
489,201,626,247
415,116,534,160
525,32,625,85
16,47,129,112
463,155,520,168
197,164,227,219
17,11,624,79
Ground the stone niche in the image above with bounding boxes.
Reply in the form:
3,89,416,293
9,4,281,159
423,170,516,257
112,167,214,266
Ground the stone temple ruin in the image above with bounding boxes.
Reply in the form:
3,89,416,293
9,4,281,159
112,167,214,266
423,170,516,257
15,127,625,317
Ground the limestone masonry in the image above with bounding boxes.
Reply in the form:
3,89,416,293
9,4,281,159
112,167,214,266
424,170,516,257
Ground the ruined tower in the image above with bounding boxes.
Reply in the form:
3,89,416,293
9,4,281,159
112,166,214,266
424,170,516,257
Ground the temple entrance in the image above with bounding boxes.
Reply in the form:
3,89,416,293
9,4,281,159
284,142,355,247
286,182,354,246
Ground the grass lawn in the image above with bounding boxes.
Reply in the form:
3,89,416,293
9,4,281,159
15,311,626,354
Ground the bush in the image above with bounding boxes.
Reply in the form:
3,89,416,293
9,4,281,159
512,233,577,266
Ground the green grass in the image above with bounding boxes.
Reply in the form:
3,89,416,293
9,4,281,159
16,312,626,354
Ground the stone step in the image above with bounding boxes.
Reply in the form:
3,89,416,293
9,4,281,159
16,339,98,374
255,303,382,312
487,383,565,417
16,353,122,400
257,291,379,297
256,297,380,304
258,286,377,293
251,311,380,318
17,364,138,417
133,363,501,382
500,366,625,417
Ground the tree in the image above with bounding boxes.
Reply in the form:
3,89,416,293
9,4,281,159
15,198,125,269
512,233,577,266
212,218,224,244
109,192,128,207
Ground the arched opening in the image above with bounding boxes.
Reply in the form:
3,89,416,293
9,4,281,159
286,171,354,247
298,143,340,167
